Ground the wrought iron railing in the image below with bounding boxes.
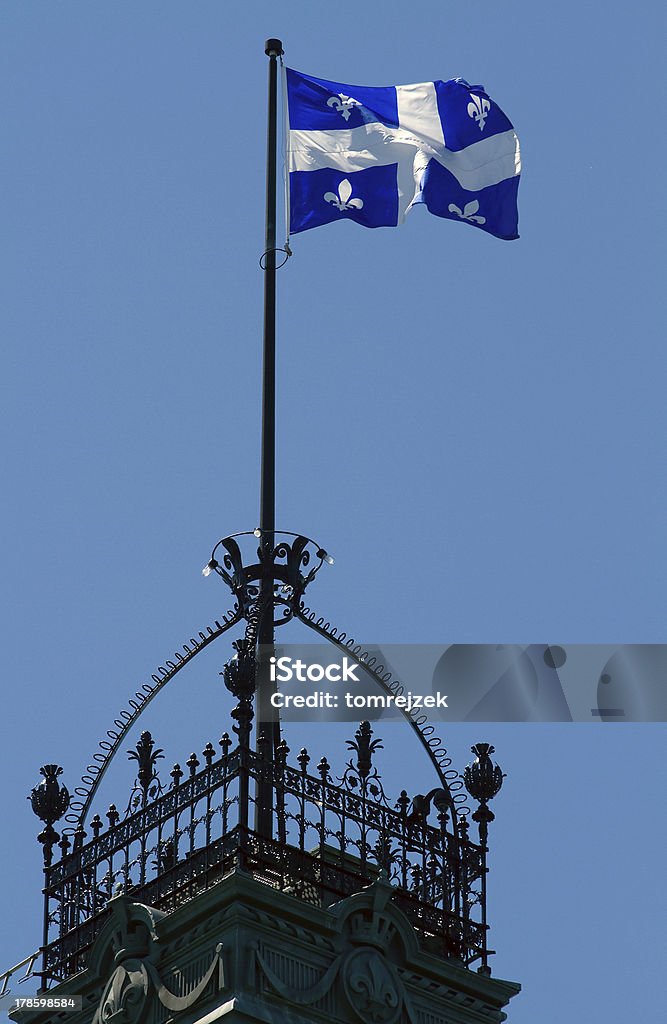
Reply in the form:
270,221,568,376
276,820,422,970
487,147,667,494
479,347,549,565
34,724,501,985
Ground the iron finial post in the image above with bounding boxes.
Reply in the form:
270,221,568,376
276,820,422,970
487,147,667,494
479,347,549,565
464,742,505,974
29,765,70,991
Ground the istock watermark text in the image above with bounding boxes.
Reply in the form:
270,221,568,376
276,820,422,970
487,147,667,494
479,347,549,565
269,656,360,683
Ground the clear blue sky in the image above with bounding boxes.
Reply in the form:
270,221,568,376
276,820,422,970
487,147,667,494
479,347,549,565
1,4,665,1022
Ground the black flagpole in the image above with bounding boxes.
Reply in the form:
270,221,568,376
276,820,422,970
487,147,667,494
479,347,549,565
256,38,283,836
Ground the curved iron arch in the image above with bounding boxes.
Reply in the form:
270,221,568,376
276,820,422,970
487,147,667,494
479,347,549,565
68,596,469,829
295,603,468,819
67,607,243,830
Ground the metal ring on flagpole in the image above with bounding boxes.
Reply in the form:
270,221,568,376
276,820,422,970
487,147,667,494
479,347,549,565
259,246,292,270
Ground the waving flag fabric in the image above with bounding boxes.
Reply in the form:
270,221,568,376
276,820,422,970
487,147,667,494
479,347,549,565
286,68,520,240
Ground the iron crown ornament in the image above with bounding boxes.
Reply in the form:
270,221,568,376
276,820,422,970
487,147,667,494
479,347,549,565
203,530,333,624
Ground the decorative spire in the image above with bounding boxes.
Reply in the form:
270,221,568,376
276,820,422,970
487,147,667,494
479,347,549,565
346,721,383,780
29,765,70,867
223,639,256,748
223,639,256,700
127,731,164,799
463,743,505,847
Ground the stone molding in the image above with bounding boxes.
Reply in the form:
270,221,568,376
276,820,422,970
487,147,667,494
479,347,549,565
17,869,519,1024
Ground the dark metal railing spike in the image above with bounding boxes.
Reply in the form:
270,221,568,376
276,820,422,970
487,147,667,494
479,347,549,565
346,721,383,781
127,731,164,798
396,789,410,815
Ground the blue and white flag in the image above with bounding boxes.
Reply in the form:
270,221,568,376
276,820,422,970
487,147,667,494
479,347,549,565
286,68,520,240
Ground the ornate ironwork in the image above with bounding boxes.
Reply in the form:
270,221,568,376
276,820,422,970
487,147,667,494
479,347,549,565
67,610,242,830
295,603,466,813
35,728,497,984
204,531,331,624
224,639,257,749
125,732,164,814
463,743,505,974
464,743,504,848
26,526,509,987
30,766,71,867
70,533,466,838
346,721,383,781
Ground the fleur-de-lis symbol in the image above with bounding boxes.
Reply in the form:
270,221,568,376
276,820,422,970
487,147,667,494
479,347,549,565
467,93,491,131
324,179,364,212
327,92,361,121
448,200,486,225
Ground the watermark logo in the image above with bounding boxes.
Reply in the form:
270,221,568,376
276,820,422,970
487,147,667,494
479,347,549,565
257,644,667,723
270,656,360,683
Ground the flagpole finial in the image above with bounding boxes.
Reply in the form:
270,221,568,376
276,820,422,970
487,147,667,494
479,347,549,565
264,38,284,57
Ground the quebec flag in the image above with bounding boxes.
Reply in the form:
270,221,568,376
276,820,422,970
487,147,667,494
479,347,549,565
286,68,520,240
